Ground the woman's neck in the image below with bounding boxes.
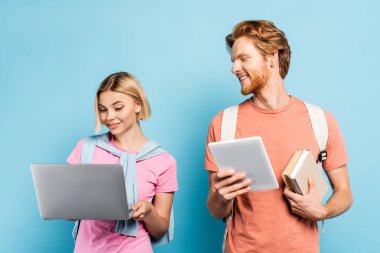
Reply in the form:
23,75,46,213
112,124,148,151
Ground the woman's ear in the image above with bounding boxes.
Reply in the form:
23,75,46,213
135,100,142,114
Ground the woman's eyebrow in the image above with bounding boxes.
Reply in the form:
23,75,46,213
99,101,124,107
112,101,124,106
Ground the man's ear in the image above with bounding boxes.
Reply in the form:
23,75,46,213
267,51,278,68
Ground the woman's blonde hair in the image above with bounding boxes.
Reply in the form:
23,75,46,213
226,20,291,79
94,72,151,133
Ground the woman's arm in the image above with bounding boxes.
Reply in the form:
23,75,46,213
132,192,174,240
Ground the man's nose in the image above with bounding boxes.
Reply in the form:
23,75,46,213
231,62,241,74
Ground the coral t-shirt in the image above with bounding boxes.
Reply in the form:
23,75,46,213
204,97,349,253
67,137,178,253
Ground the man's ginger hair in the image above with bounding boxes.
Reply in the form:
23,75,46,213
226,20,291,79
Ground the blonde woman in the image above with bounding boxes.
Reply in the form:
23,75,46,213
67,72,178,253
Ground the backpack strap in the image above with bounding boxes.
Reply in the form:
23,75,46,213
221,105,239,141
304,101,329,236
220,105,239,253
304,102,329,165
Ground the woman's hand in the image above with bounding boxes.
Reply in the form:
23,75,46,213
131,200,154,221
133,193,174,239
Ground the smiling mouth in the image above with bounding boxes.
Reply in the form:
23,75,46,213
239,75,248,81
107,123,120,129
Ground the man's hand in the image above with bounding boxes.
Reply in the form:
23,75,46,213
207,169,251,219
283,176,327,221
214,169,251,203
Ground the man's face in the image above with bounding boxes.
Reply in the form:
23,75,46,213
230,36,269,95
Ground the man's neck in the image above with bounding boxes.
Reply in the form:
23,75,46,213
251,77,290,110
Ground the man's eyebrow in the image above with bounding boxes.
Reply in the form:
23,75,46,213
231,53,247,62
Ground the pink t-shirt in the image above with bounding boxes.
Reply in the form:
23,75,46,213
67,137,178,253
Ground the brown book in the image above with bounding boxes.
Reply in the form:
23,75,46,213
282,149,328,202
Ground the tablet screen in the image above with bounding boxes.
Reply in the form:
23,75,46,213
208,136,279,191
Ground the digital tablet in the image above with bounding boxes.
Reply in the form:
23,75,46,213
31,164,129,220
208,136,279,191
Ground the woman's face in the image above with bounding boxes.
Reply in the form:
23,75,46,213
98,90,141,136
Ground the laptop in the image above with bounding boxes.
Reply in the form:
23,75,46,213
208,136,279,191
31,164,129,220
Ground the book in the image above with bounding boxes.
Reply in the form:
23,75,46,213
282,149,328,202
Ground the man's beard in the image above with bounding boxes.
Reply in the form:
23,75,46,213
241,66,269,95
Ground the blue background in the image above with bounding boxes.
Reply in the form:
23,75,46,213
1,0,379,252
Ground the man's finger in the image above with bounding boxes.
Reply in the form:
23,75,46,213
284,188,300,201
218,178,251,195
215,172,247,189
215,169,236,180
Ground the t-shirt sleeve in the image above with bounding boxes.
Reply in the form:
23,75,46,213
66,139,85,164
323,111,349,171
204,112,223,172
155,154,178,193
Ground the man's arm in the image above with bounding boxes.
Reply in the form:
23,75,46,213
284,165,353,220
322,165,353,219
207,170,251,219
